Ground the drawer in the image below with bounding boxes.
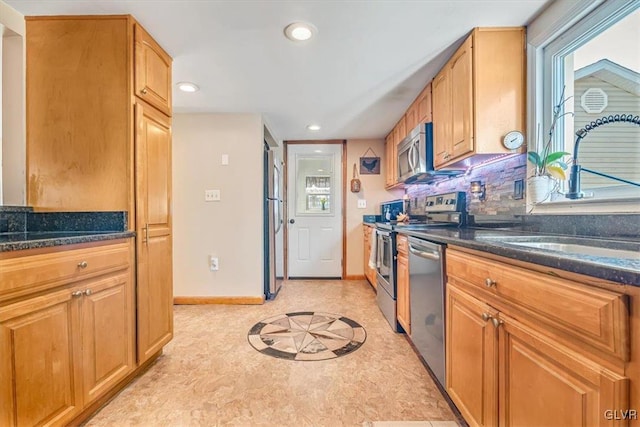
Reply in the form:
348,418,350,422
397,235,408,255
446,249,629,360
0,242,131,302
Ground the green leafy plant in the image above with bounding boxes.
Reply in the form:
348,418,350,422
528,88,573,180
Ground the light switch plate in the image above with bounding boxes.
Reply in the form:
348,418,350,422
205,190,221,202
357,199,367,209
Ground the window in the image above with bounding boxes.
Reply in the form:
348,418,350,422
529,0,640,212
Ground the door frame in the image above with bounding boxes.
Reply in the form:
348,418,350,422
283,140,347,279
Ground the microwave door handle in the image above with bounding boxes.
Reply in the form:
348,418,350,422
408,144,416,172
413,142,421,171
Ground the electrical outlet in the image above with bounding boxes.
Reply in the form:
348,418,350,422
221,154,229,165
357,199,367,209
209,255,219,271
514,179,524,200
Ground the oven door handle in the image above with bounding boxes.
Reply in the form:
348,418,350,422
408,244,441,261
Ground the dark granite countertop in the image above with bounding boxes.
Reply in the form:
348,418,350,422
396,227,640,287
0,231,135,252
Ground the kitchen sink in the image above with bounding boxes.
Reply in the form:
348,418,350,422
477,235,640,260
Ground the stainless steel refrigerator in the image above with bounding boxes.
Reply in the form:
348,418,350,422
264,145,284,299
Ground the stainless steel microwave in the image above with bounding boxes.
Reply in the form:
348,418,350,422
397,123,462,183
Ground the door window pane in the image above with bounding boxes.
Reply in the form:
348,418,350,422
295,155,334,216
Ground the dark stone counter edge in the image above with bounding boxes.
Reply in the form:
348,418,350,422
397,229,640,287
0,231,135,252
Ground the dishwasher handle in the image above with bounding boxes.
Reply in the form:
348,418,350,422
408,243,441,261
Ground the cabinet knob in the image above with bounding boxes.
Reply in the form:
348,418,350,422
485,278,497,288
491,317,504,328
141,88,148,95
84,289,92,296
71,290,83,297
481,312,492,322
77,261,88,269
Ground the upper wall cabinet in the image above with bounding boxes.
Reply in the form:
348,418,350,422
135,24,172,116
432,28,526,169
26,15,172,217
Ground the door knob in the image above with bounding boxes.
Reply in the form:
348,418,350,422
289,219,295,224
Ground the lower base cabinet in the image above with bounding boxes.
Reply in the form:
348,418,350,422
446,247,630,427
396,235,410,334
363,226,377,288
0,240,135,426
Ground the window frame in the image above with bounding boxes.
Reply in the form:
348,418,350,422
527,0,640,214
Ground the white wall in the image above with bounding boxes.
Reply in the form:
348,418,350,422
345,138,402,277
1,0,25,205
172,113,264,298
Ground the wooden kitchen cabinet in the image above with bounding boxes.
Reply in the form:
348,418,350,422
0,240,135,427
406,82,433,133
445,247,630,427
405,100,419,132
385,132,396,188
384,118,407,189
135,24,172,116
432,28,525,169
135,101,174,363
416,83,433,124
363,225,377,288
396,235,410,334
446,285,498,427
26,16,174,365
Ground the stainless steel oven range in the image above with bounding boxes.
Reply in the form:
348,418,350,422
375,191,466,389
374,225,398,331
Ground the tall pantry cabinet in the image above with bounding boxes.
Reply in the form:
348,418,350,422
25,15,174,363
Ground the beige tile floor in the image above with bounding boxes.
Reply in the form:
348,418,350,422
86,280,460,427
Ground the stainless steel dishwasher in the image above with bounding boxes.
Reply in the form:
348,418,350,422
408,236,446,389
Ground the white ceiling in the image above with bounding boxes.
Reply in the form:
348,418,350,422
6,0,551,141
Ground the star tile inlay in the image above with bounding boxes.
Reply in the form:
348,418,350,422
247,312,366,361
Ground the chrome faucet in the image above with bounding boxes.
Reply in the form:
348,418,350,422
566,114,640,199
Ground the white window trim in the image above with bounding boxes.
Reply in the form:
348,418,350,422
527,0,640,214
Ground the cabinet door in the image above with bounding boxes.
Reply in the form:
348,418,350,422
396,116,407,144
397,252,410,334
450,36,474,161
136,102,174,363
417,83,433,123
364,227,371,282
432,68,452,168
81,272,135,404
446,285,498,427
385,132,395,187
135,24,172,116
0,289,82,427
499,313,629,427
405,102,418,132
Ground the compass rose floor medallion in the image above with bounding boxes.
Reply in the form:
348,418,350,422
247,311,367,361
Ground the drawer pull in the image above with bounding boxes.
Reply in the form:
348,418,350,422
481,312,492,322
71,290,83,297
491,317,504,328
84,289,92,296
141,88,148,95
77,261,88,269
485,278,497,288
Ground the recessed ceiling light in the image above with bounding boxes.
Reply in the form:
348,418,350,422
314,150,323,153
177,82,199,93
284,22,317,42
307,124,321,131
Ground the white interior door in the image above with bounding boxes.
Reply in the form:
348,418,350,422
287,144,342,278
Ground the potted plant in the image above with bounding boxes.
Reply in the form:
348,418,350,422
527,89,572,203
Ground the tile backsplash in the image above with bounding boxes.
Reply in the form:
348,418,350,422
405,154,527,215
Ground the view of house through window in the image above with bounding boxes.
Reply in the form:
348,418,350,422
560,7,640,196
